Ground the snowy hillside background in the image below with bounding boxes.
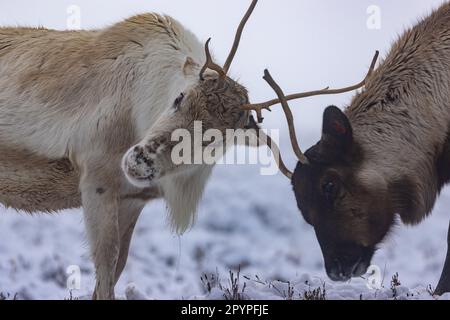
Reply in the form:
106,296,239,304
1,0,450,300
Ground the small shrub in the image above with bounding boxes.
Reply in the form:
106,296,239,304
222,269,247,301
0,292,18,300
201,267,247,300
201,270,220,294
426,284,435,296
303,283,327,301
286,282,295,300
390,273,401,299
64,290,79,301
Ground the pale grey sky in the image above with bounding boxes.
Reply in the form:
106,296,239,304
0,0,445,156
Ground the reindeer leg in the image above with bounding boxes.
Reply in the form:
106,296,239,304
80,165,121,300
435,221,450,296
114,187,162,289
114,200,145,285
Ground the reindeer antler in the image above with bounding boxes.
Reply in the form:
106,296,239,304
263,70,309,165
258,129,293,179
246,116,293,179
199,0,258,80
249,51,379,177
244,51,380,123
200,39,226,81
223,0,258,74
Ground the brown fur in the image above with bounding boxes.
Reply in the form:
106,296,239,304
0,146,80,213
292,3,450,283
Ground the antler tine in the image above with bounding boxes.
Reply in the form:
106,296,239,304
200,38,226,80
223,0,258,74
263,69,309,165
243,50,380,123
246,116,293,179
258,130,293,179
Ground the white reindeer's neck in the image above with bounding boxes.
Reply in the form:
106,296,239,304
126,15,205,140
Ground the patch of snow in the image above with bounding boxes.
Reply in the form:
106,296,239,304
1,163,449,300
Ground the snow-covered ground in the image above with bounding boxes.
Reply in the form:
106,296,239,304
1,0,449,300
1,162,450,300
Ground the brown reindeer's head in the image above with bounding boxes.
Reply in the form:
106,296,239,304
245,52,384,282
122,1,259,188
292,106,394,281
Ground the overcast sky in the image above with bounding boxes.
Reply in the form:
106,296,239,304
0,0,445,158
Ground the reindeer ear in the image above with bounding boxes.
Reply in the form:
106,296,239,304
321,105,353,150
183,57,199,76
305,106,353,163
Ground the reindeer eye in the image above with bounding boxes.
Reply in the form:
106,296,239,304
322,181,336,200
173,93,185,110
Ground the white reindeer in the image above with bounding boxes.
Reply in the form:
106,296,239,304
0,1,261,299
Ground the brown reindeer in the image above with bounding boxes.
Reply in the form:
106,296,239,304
245,2,450,295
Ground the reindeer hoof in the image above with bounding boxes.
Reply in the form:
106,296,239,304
435,221,450,296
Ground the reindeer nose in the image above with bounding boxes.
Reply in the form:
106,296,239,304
327,257,369,282
327,260,351,282
351,259,369,278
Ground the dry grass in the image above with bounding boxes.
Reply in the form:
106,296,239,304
202,268,328,300
201,267,247,300
0,292,18,300
426,284,435,296
64,290,79,301
302,282,327,301
390,272,401,299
